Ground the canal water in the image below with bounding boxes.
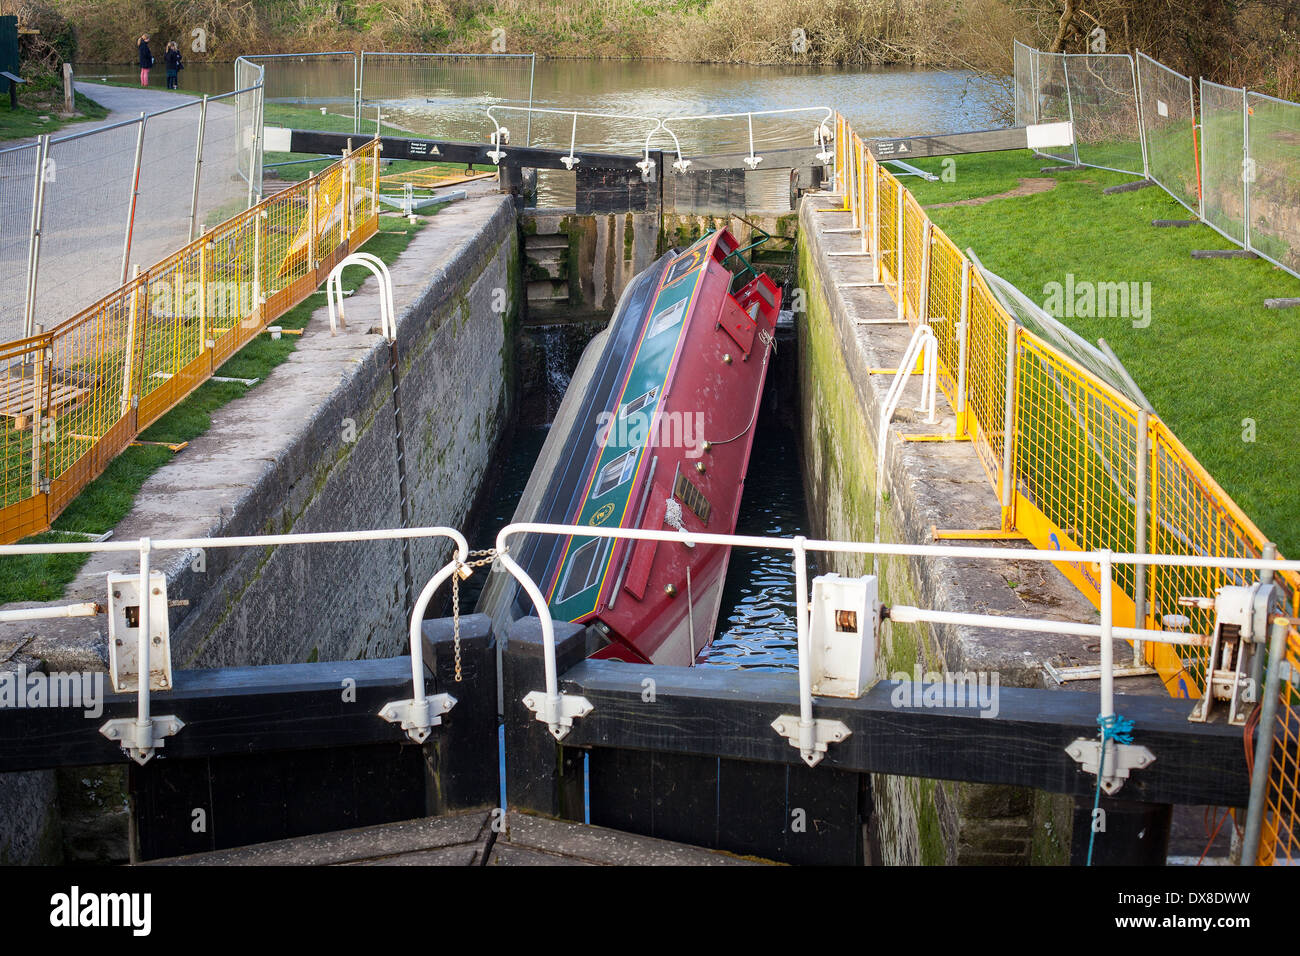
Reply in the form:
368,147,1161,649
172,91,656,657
88,58,1001,145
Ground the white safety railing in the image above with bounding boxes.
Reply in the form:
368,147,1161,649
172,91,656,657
493,521,1296,786
482,105,666,178
660,106,835,170
0,527,470,763
328,252,396,339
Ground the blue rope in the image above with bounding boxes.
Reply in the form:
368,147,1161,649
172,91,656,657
1086,713,1135,866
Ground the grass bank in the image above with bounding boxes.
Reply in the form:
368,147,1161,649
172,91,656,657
1,212,432,604
901,150,1300,557
0,89,108,141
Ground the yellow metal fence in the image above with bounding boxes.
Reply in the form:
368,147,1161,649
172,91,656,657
832,114,1300,864
1,139,381,544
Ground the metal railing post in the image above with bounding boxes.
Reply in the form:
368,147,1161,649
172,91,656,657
895,185,905,321
871,160,881,283
307,175,318,277
999,317,1017,524
526,54,536,147
252,211,262,327
1062,58,1081,167
955,260,970,435
918,219,933,324
1242,616,1290,864
23,134,50,342
121,112,147,285
30,325,45,497
1133,53,1150,180
793,535,815,759
1132,408,1150,666
1242,89,1252,253
189,95,208,243
1098,551,1116,782
119,265,142,416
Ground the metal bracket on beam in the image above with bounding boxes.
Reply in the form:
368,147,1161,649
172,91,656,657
1065,738,1155,796
522,691,593,741
771,715,852,767
100,715,185,766
379,693,457,744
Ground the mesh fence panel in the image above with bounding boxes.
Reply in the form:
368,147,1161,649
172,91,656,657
1032,51,1077,164
34,123,141,333
1199,80,1247,245
0,144,39,342
1246,92,1300,278
926,228,964,407
234,58,264,197
1064,53,1144,175
198,91,255,232
901,192,925,321
130,102,205,274
877,169,900,292
1137,52,1199,215
1014,40,1036,127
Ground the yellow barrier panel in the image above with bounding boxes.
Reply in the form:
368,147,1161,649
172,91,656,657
1258,624,1300,865
0,139,383,545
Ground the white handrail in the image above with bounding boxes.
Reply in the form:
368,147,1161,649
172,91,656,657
874,325,938,572
494,520,1293,766
327,252,395,340
1,526,469,761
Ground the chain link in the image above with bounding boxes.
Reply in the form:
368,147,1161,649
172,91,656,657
450,548,505,683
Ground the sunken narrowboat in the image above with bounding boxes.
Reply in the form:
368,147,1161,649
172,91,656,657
478,227,781,665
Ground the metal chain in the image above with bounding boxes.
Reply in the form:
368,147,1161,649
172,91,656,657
450,548,505,683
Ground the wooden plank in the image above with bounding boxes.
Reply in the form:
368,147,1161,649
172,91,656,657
554,661,1252,807
502,812,767,865
0,657,418,772
148,811,492,865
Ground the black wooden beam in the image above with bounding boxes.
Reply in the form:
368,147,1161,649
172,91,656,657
0,657,418,772
868,127,1031,160
555,662,1250,807
285,129,646,172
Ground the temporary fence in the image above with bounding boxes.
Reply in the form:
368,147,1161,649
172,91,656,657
0,139,380,545
0,68,265,345
833,116,1300,863
1015,43,1300,280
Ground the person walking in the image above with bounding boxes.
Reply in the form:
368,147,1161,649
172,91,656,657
138,34,154,86
164,41,183,90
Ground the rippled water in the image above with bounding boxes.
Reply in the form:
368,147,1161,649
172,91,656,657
697,414,806,671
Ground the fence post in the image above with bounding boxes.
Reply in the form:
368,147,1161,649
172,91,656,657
526,54,536,147
918,219,933,325
30,325,45,498
1062,58,1081,167
308,175,318,280
1132,53,1150,180
371,140,380,222
859,140,869,255
871,160,881,283
199,230,210,373
340,147,351,248
252,211,262,328
189,95,208,243
999,317,1017,529
121,112,148,286
23,134,50,343
955,259,970,437
119,265,142,417
354,52,362,136
1132,408,1150,665
1242,616,1290,865
895,185,905,322
1242,89,1252,254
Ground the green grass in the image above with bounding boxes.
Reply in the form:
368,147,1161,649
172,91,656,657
904,149,1300,558
0,213,433,604
0,92,110,142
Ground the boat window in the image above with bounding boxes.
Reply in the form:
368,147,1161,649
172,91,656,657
594,449,638,497
558,538,607,603
621,386,659,418
647,298,688,339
